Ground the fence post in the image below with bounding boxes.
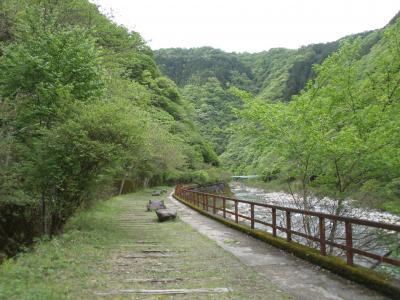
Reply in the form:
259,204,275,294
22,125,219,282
235,200,238,223
272,208,277,237
250,203,255,229
319,217,326,255
286,210,292,242
205,194,209,211
202,194,206,210
222,197,226,218
345,221,353,265
319,216,326,255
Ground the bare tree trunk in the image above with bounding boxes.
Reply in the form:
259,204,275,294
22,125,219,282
119,176,126,195
143,177,149,188
327,198,344,254
301,179,314,247
41,191,47,235
288,176,314,247
328,158,345,254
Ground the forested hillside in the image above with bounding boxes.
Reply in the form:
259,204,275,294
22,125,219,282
156,14,400,213
224,18,400,214
155,30,381,154
0,0,220,259
1,0,399,262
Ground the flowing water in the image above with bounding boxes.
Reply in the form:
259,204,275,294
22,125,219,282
229,182,400,278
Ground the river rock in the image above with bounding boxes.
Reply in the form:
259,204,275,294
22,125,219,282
152,190,162,196
156,208,177,222
147,200,166,211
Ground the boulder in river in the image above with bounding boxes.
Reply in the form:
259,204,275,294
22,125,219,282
147,200,166,211
156,208,177,222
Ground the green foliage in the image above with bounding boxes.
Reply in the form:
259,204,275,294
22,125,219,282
0,28,103,129
0,0,218,256
225,18,400,213
155,29,384,160
154,40,347,158
156,47,254,90
182,78,243,154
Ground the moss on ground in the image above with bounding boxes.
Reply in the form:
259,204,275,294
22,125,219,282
174,195,400,299
0,188,292,299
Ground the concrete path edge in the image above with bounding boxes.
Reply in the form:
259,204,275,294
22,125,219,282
172,193,400,299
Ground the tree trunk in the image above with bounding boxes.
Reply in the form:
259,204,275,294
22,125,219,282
327,198,344,254
119,177,126,195
41,191,47,235
143,177,149,188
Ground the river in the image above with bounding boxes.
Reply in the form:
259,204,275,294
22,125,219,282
229,182,400,278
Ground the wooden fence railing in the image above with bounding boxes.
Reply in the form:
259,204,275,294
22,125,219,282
174,185,400,267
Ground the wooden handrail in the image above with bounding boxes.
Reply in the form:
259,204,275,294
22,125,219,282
174,185,400,268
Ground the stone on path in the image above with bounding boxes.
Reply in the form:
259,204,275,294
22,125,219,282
155,208,177,222
152,190,162,196
147,200,166,211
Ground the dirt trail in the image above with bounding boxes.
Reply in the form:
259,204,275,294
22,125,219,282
168,194,388,300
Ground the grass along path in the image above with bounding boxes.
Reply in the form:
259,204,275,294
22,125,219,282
0,188,292,299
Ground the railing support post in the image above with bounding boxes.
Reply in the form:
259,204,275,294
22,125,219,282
235,200,238,223
250,203,255,229
174,186,400,269
319,216,326,255
286,210,292,242
222,197,226,218
345,221,353,265
272,208,277,237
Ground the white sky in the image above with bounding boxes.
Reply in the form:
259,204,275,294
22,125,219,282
91,0,399,53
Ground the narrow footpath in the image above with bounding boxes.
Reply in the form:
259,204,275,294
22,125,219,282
0,188,291,299
90,190,293,299
168,194,388,300
0,189,390,299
